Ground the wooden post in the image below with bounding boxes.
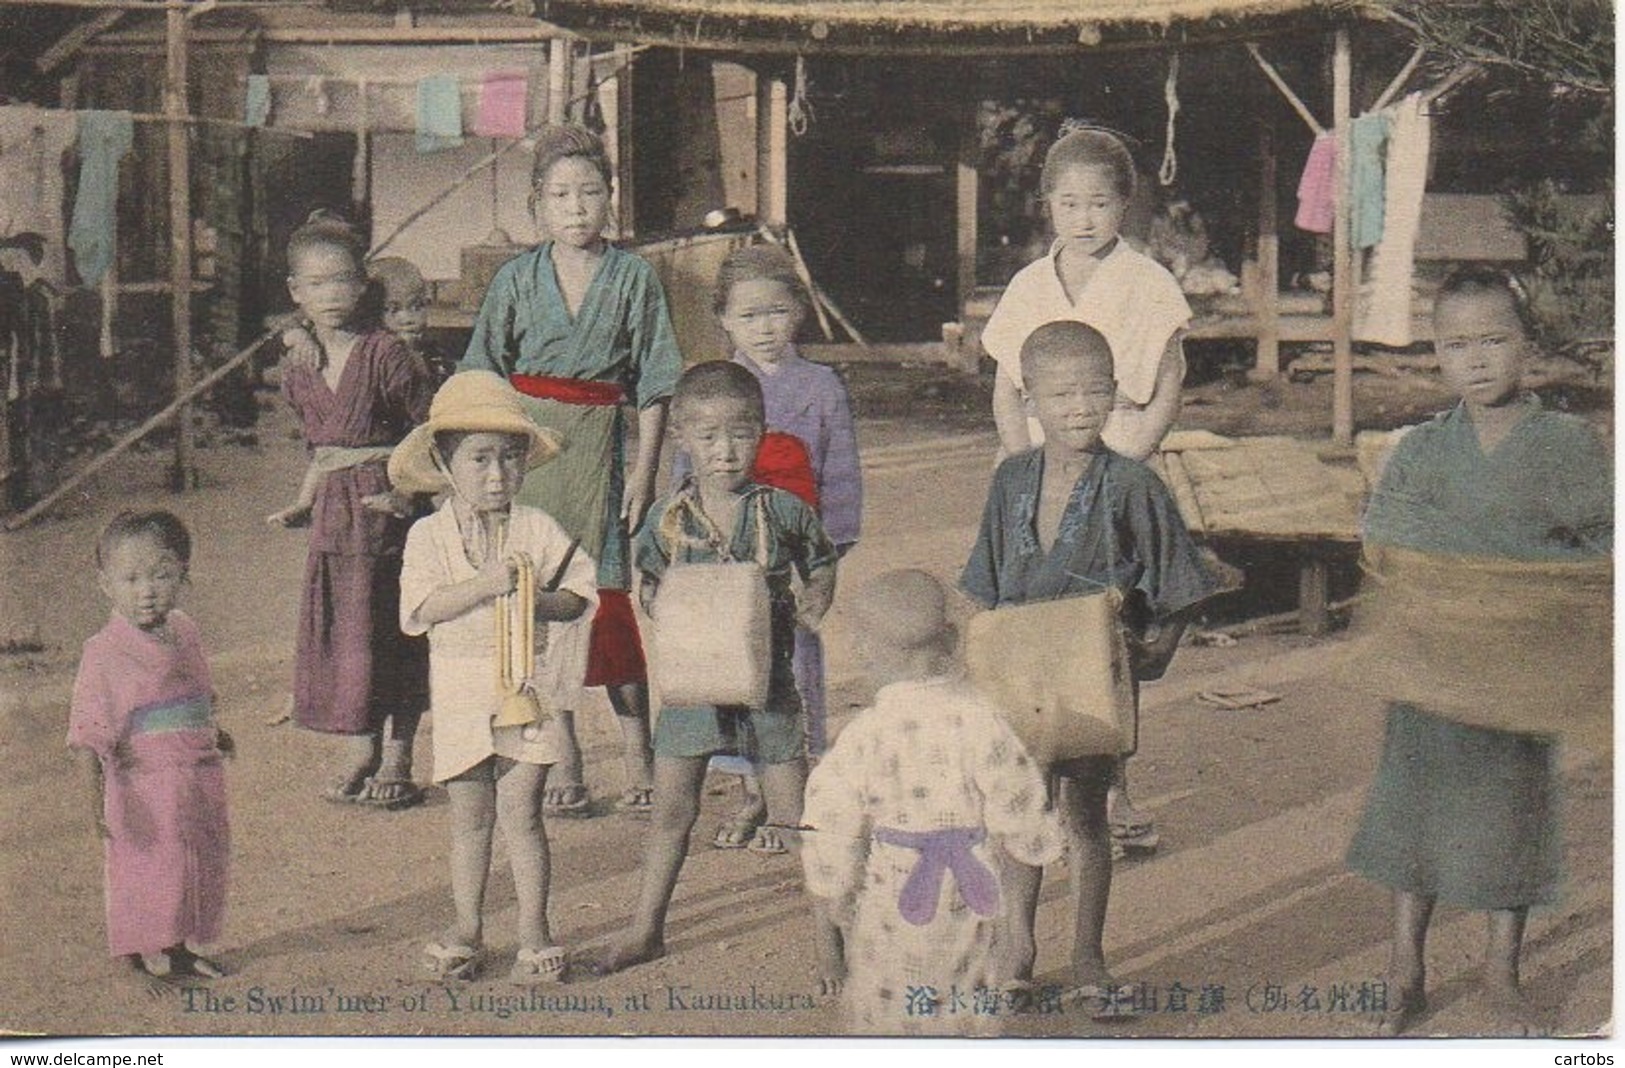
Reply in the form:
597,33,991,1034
1298,552,1331,636
1252,120,1281,380
611,44,634,237
165,4,194,491
755,74,787,230
955,111,979,320
547,38,570,125
1330,27,1354,446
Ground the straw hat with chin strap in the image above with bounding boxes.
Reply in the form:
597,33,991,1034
388,370,563,495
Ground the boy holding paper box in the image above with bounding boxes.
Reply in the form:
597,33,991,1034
960,320,1220,1016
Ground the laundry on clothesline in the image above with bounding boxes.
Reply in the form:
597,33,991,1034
67,110,134,288
415,75,465,153
473,71,529,139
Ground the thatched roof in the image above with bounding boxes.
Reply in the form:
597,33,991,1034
533,0,1365,54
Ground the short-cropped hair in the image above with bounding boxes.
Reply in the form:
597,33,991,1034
672,360,766,424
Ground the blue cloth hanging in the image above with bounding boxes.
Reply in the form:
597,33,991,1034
1351,111,1391,250
245,75,271,128
415,75,464,153
67,110,134,287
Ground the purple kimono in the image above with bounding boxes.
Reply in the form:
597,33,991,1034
282,331,433,734
69,611,229,957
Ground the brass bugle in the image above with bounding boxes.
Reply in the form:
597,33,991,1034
494,552,547,728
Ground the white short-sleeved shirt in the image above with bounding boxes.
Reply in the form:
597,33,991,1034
982,239,1192,451
401,502,599,782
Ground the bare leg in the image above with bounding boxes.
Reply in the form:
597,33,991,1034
443,763,498,949
609,682,655,797
1483,907,1538,1035
995,848,1042,985
598,755,708,972
1106,758,1157,850
377,710,422,781
495,760,553,952
754,758,807,853
1379,890,1434,1035
1059,769,1114,990
330,732,381,798
543,710,588,811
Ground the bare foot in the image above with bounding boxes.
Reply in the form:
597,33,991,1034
1483,983,1545,1037
1378,983,1427,1036
590,936,666,976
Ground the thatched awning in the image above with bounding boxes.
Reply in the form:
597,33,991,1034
532,0,1366,55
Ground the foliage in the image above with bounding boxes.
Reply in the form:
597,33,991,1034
1370,0,1612,95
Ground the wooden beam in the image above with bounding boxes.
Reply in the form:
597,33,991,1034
1246,43,1326,136
35,9,124,73
166,3,195,491
4,332,279,531
1372,44,1426,113
755,75,788,230
1252,119,1280,379
1330,27,1354,446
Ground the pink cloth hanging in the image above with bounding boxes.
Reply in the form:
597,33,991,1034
474,71,528,138
1295,131,1337,234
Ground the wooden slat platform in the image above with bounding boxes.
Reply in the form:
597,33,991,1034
1154,432,1368,633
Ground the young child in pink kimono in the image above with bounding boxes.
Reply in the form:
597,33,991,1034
70,511,232,982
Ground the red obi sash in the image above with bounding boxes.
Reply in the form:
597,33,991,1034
511,373,626,406
753,430,819,512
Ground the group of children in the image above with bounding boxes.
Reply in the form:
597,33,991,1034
68,122,1609,1037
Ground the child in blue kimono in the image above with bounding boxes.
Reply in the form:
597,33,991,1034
596,361,838,974
961,320,1219,1016
1347,267,1612,1036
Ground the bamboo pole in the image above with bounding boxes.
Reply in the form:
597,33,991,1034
3,331,277,531
166,3,195,490
1331,28,1354,446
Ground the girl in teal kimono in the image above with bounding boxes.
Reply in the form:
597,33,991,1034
1347,268,1612,1036
461,125,682,818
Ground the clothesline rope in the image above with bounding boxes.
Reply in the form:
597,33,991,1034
1158,50,1180,187
787,55,812,137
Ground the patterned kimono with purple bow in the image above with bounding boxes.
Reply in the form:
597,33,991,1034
803,676,1064,1034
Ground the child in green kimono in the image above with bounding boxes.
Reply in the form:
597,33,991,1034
462,124,684,819
1347,267,1612,1036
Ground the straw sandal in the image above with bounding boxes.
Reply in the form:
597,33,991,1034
543,783,592,818
360,777,425,811
712,810,763,849
423,940,482,981
510,945,568,985
620,786,654,817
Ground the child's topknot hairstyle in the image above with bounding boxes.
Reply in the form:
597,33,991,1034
1434,264,1535,336
96,510,192,571
671,360,766,425
712,243,812,316
285,209,365,276
530,123,614,191
1019,319,1115,383
1042,126,1137,201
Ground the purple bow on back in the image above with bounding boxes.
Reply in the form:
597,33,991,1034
873,826,1000,926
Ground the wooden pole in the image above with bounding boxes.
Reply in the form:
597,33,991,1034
4,331,277,531
1252,119,1280,380
166,3,195,490
547,39,570,125
755,75,788,230
1331,28,1354,446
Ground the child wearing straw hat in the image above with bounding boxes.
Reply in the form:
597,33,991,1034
391,370,599,983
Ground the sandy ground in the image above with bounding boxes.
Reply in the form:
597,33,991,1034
0,365,1611,1038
